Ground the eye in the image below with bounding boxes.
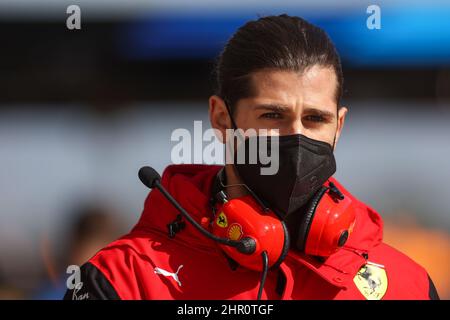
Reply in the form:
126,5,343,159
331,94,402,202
303,114,325,122
260,112,283,119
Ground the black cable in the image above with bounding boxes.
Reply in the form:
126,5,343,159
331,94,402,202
154,179,256,255
257,251,269,300
154,180,239,247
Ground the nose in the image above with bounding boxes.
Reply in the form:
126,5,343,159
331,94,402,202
281,117,304,136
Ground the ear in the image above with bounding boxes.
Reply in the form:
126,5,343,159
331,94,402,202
334,106,348,150
209,95,232,143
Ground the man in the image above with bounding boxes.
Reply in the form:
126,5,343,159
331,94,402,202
64,14,439,300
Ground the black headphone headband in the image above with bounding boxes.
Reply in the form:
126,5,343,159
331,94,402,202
296,185,329,252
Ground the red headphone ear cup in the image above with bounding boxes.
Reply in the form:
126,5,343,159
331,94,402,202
296,186,328,252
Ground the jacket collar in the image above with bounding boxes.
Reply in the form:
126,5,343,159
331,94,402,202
284,178,384,288
133,164,223,251
133,164,384,288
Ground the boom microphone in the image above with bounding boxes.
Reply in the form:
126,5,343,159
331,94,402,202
138,166,256,255
138,166,161,189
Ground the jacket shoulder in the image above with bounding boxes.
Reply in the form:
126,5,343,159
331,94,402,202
63,234,144,300
369,242,439,299
85,232,163,299
83,230,196,299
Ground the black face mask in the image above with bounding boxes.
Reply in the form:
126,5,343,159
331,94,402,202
233,134,336,220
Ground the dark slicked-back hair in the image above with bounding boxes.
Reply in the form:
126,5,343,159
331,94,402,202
214,14,343,114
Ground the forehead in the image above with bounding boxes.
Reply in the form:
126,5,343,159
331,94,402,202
248,66,338,108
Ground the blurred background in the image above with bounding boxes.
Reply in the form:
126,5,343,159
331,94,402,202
0,0,449,299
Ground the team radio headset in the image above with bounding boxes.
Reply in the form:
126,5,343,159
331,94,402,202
138,166,356,300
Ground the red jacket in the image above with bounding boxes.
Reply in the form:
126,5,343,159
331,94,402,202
64,164,439,300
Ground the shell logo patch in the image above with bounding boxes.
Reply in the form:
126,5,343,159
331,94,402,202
216,212,228,228
353,261,388,300
227,223,243,241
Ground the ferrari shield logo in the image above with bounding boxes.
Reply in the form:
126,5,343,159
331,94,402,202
353,261,388,300
216,212,228,228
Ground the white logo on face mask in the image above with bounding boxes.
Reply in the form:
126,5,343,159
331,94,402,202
170,121,280,175
154,265,184,287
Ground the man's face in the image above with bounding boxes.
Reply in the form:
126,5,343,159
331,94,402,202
209,66,347,148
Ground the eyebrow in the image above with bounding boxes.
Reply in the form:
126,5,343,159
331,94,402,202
253,103,336,119
253,103,291,112
303,107,336,119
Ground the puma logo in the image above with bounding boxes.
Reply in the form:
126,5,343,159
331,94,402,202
154,265,184,287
